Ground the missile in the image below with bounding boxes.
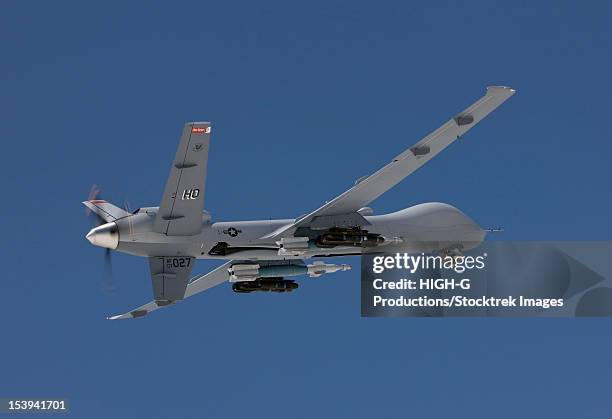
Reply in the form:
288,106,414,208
228,262,351,282
307,261,351,278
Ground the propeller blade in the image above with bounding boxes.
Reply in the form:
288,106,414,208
102,248,116,295
86,184,116,295
86,184,107,226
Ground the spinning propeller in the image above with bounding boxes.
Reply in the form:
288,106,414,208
86,184,116,295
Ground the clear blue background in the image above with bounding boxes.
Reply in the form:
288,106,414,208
2,1,611,417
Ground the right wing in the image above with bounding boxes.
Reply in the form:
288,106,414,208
107,261,232,320
262,86,515,239
153,122,212,236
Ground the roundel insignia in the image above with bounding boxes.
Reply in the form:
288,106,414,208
223,227,242,237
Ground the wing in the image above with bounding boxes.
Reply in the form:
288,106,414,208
262,86,515,239
107,261,232,320
153,122,212,236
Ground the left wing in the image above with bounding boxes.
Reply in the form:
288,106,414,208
107,261,232,320
262,86,515,239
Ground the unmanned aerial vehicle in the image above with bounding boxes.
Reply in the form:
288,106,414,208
84,86,515,319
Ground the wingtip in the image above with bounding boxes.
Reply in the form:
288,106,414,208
486,85,516,96
107,308,150,320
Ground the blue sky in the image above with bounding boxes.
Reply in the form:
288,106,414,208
1,1,611,417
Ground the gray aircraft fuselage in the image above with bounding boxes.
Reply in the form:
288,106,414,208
104,201,485,260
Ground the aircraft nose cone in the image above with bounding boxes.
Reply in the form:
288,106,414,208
85,222,119,249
